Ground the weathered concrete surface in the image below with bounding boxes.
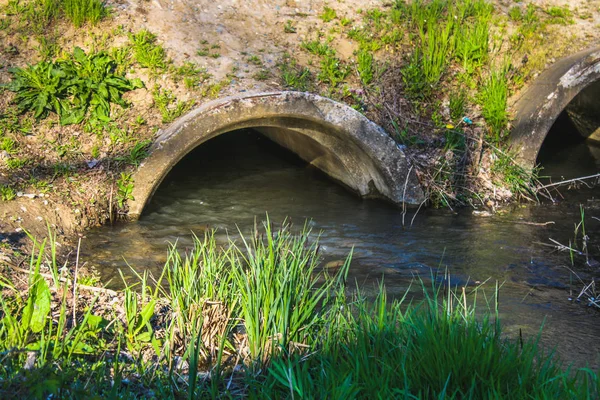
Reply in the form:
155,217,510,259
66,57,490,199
509,46,600,169
128,91,424,219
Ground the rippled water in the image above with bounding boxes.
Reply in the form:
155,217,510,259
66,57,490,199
82,129,600,368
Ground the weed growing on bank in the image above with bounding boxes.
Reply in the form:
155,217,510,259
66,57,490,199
5,47,144,125
0,224,598,398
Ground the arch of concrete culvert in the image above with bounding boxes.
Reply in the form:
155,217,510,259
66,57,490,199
128,91,425,219
509,46,600,169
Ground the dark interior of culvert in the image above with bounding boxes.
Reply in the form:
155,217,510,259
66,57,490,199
536,80,600,181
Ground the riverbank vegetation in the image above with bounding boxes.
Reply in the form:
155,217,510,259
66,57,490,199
280,0,585,208
1,225,598,398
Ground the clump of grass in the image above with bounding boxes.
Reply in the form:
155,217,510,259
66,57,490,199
62,0,106,27
283,20,296,33
509,6,523,21
5,156,29,169
490,149,538,200
318,54,349,87
0,137,18,153
152,86,195,123
479,70,509,142
545,5,574,25
0,184,16,201
231,220,349,366
116,140,151,167
171,61,211,89
279,56,312,91
129,30,168,74
455,18,490,74
201,78,231,98
253,69,269,81
319,6,337,22
449,89,467,121
247,55,262,66
301,39,332,56
348,27,382,52
356,49,374,85
115,172,133,208
417,19,455,87
402,49,429,99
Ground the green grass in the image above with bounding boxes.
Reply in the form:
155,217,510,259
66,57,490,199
455,18,490,74
284,20,296,33
279,55,312,91
62,0,105,27
129,30,168,74
0,137,18,153
508,6,523,21
115,172,133,208
152,86,195,123
171,61,211,89
230,220,349,367
319,6,337,22
490,148,539,200
545,5,573,25
247,55,262,66
255,284,599,399
449,89,467,121
356,50,374,85
0,225,597,398
301,39,333,56
0,184,16,201
479,70,509,142
5,156,28,169
317,53,350,87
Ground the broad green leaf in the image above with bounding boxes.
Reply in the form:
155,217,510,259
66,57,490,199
60,107,86,125
98,83,109,100
130,78,145,89
73,47,87,63
29,275,51,333
86,314,108,331
134,299,156,335
136,331,152,342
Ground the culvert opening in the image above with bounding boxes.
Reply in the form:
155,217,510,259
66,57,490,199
536,81,600,180
141,128,367,222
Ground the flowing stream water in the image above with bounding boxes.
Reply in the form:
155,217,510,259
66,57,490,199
83,129,600,368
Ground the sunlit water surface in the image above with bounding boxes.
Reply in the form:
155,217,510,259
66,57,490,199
83,130,600,368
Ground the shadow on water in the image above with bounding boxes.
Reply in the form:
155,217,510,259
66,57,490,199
83,128,600,368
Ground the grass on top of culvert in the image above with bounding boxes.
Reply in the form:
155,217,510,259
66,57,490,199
0,222,598,398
